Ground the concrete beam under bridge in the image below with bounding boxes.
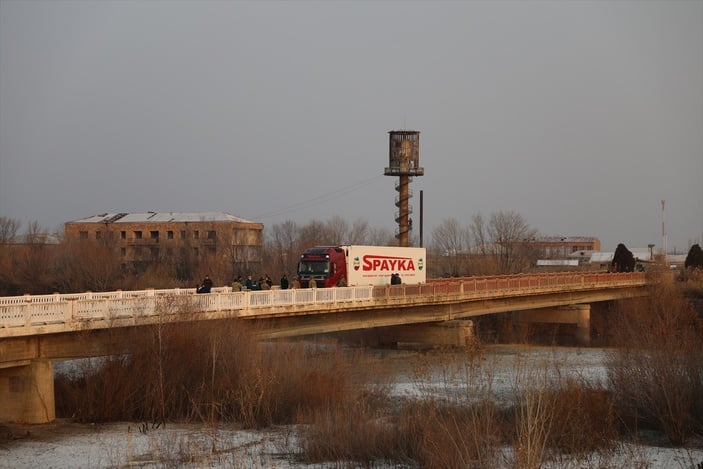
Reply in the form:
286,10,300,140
352,320,476,349
513,304,591,345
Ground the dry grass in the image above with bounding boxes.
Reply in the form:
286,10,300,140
607,282,703,445
55,296,390,430
54,282,703,467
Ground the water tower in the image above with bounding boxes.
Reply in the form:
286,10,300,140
384,130,424,247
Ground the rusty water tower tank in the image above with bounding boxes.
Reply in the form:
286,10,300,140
384,131,424,247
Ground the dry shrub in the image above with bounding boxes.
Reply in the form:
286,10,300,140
295,346,503,468
500,350,622,469
225,341,367,428
508,380,619,469
513,385,555,469
607,281,703,445
397,399,502,469
54,296,388,429
512,386,615,469
546,382,619,454
297,399,397,466
298,396,502,469
54,355,137,422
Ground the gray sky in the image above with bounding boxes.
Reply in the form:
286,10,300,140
1,0,701,253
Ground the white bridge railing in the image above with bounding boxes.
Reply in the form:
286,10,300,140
0,285,376,337
0,272,648,338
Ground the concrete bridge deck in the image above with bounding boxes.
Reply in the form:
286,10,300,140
0,271,650,423
1,271,646,340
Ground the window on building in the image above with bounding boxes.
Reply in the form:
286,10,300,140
234,228,257,245
207,230,216,240
80,231,88,239
120,247,126,257
151,247,159,259
167,231,174,239
207,246,216,255
194,230,200,240
134,231,142,239
135,247,143,257
193,247,199,257
96,231,102,240
121,231,126,239
150,230,159,240
180,230,186,239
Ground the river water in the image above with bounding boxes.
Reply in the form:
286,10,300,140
2,345,702,468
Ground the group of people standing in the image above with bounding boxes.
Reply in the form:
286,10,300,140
228,273,300,291
199,272,401,292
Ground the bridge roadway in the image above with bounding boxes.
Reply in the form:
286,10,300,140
1,271,649,423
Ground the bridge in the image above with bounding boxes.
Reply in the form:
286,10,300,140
1,271,650,423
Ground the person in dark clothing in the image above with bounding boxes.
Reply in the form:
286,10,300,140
390,273,402,285
198,275,213,293
280,274,289,290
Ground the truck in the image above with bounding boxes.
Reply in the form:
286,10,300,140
296,245,426,288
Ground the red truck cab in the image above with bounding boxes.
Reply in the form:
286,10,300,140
297,246,347,288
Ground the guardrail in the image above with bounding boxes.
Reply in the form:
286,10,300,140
0,272,647,338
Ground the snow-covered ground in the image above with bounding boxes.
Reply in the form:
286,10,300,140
2,346,702,468
1,422,300,468
2,420,701,469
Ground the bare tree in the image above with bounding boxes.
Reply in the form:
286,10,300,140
324,216,349,245
488,211,537,273
347,218,369,245
12,223,54,294
52,239,124,293
469,212,488,256
366,226,395,246
25,220,45,244
470,211,538,274
430,217,471,276
264,220,301,279
0,216,21,243
298,219,329,248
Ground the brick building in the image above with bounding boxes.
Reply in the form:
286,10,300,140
64,212,263,274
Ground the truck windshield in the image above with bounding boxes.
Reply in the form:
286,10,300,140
298,261,330,275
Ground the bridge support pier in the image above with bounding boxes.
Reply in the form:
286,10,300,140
0,360,55,424
513,304,591,346
371,320,475,349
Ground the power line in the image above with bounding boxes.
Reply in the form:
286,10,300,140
253,175,385,220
